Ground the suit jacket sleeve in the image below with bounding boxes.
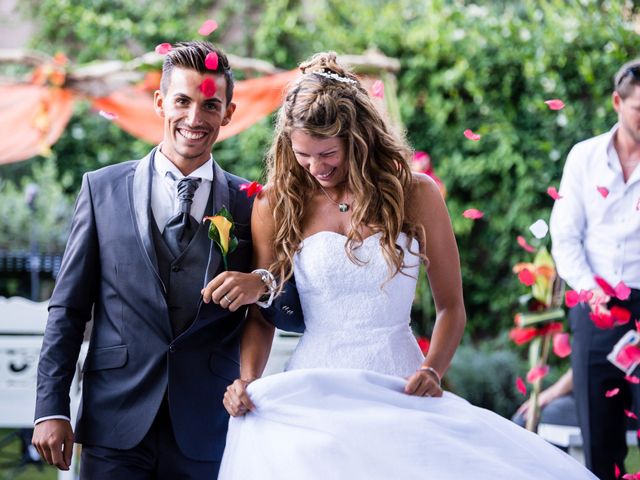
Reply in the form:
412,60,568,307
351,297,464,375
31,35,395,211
35,173,99,420
259,276,305,334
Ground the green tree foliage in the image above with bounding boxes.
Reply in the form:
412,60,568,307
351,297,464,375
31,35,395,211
6,0,640,336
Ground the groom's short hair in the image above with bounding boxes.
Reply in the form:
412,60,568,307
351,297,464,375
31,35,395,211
161,41,235,103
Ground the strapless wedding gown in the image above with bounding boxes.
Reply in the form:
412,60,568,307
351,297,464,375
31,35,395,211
218,232,595,479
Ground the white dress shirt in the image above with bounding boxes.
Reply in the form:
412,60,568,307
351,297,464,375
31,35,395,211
550,124,640,291
151,147,214,231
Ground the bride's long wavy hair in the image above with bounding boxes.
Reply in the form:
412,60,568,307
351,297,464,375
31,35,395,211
266,52,422,288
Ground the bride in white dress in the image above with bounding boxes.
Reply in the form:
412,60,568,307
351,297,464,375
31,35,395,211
212,52,597,479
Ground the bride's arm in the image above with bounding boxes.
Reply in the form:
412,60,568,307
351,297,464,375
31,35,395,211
224,192,278,416
404,173,466,397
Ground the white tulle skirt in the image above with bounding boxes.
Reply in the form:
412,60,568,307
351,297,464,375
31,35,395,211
218,368,595,479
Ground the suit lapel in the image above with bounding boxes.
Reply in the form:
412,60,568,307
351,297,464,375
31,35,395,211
129,147,165,292
203,161,230,287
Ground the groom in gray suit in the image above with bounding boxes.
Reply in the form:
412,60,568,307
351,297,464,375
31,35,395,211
31,41,269,479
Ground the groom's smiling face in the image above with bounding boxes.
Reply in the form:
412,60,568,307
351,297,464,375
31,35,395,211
154,67,235,175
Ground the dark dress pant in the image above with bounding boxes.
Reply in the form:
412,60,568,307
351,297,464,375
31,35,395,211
570,290,640,480
80,397,221,479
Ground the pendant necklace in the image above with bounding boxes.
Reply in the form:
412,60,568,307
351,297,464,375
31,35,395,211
318,184,350,213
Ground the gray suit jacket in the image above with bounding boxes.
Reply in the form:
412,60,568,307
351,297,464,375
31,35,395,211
35,148,253,461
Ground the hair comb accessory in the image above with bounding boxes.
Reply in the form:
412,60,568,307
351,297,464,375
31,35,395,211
312,69,357,85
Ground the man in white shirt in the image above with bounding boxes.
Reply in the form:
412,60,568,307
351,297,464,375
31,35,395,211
550,59,640,480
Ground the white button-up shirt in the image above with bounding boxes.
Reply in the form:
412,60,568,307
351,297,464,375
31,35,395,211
151,148,214,232
550,124,640,291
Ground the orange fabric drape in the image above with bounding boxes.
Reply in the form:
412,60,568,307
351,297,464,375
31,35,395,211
91,69,299,145
0,85,75,164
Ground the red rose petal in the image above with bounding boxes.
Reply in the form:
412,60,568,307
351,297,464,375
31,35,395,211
595,275,617,297
565,290,579,308
553,333,571,358
509,326,539,345
199,78,217,97
590,308,615,329
205,52,219,70
516,377,527,396
605,387,620,398
526,365,550,383
544,99,565,110
416,336,430,354
239,181,264,198
463,129,481,141
611,305,632,326
198,19,218,36
518,268,536,287
517,235,536,253
616,464,621,478
615,281,632,301
371,80,384,98
547,186,562,200
98,110,118,121
155,43,172,55
463,208,484,219
597,186,609,198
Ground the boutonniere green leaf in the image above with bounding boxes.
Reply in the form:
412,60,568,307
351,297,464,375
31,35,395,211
203,207,238,270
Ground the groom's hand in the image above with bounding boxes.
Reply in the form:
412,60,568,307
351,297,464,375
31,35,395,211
32,419,74,470
202,271,266,312
224,378,256,416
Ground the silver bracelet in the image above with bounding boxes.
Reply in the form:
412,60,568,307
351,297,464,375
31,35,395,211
252,268,277,308
419,366,441,387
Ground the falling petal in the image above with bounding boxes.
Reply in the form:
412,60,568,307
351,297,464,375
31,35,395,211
590,308,615,329
518,268,536,287
371,80,384,98
516,377,527,396
239,181,264,198
463,129,481,141
553,333,571,358
526,364,549,383
547,186,562,200
98,110,118,121
597,186,609,198
463,208,484,219
199,78,217,97
616,345,640,370
198,19,218,36
565,290,580,308
517,235,536,253
579,290,594,303
611,305,632,326
625,375,640,384
606,388,620,398
594,275,617,297
615,281,632,301
205,52,219,70
509,326,540,345
529,219,549,239
155,43,172,55
616,464,621,479
416,336,430,354
625,410,638,420
544,99,565,110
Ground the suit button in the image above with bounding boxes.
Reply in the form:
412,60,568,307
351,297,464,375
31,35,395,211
169,345,176,353
172,265,180,272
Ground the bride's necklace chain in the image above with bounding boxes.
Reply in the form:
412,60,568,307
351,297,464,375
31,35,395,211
317,184,351,213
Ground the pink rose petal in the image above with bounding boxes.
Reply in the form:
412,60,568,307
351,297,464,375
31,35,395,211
526,364,550,383
605,387,620,398
199,78,217,97
626,375,640,384
516,377,527,396
625,409,638,420
463,129,481,141
517,235,536,253
518,268,536,287
553,333,571,358
198,19,218,36
616,464,621,479
98,110,118,121
565,290,580,308
205,52,219,70
595,275,617,297
615,281,631,301
611,305,632,326
616,345,640,370
463,208,484,219
547,186,562,200
544,99,565,110
597,186,609,198
155,43,172,55
371,80,384,98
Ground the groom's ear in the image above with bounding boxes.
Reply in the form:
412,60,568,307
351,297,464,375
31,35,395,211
154,90,165,118
221,102,236,126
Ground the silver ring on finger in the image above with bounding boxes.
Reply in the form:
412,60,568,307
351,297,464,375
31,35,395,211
223,294,233,304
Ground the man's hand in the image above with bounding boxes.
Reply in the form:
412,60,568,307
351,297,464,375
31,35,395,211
588,287,611,314
223,378,256,417
32,419,74,470
201,271,266,312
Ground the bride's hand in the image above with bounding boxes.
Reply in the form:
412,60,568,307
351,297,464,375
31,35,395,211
404,369,443,397
201,271,266,312
223,378,256,417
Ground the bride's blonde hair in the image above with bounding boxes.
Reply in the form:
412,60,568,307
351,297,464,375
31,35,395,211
266,52,421,287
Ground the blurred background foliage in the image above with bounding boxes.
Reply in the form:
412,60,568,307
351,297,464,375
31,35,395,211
2,0,639,341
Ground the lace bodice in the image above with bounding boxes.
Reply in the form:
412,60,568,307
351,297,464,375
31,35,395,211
286,231,425,377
